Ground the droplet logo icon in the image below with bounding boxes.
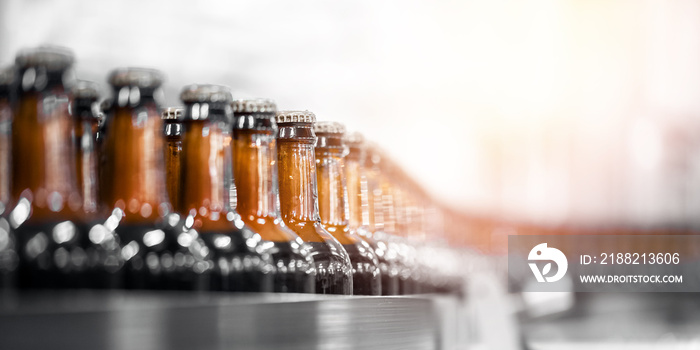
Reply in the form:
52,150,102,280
528,243,568,283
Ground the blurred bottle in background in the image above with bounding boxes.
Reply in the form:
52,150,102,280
178,84,274,292
11,46,121,289
393,174,425,293
315,121,381,295
276,110,353,295
162,107,183,212
345,132,401,295
100,68,208,290
232,99,315,293
390,171,422,293
0,66,17,290
71,80,101,215
369,148,417,294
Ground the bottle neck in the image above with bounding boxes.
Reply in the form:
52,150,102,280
277,123,319,224
12,80,81,218
179,119,230,216
315,140,349,227
100,95,169,221
163,120,182,212
73,100,99,214
345,148,369,230
233,128,280,220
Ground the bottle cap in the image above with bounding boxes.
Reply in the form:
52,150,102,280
15,46,74,71
180,84,232,104
232,99,277,131
276,110,316,124
72,80,100,101
345,132,365,145
314,121,346,135
108,67,164,88
232,98,276,114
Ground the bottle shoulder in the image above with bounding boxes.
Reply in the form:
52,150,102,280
240,215,300,243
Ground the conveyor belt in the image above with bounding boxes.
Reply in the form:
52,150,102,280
0,291,455,350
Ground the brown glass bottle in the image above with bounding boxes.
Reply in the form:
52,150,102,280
365,147,416,294
0,66,18,289
345,133,400,295
391,170,425,293
314,122,381,295
232,99,315,293
11,47,122,289
71,81,100,214
162,107,183,211
178,85,276,292
101,68,209,290
276,111,352,295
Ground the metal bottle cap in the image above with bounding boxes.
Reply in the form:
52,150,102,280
180,84,232,104
276,110,316,124
72,80,100,101
108,67,164,88
314,121,346,135
15,46,74,71
232,98,277,114
232,99,277,131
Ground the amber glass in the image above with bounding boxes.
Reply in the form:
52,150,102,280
315,129,381,295
380,170,418,294
365,149,416,294
277,116,352,295
100,69,209,290
391,175,424,293
72,82,100,214
408,188,438,294
232,109,315,293
162,108,183,211
178,89,276,292
0,67,17,289
345,137,400,295
11,48,121,289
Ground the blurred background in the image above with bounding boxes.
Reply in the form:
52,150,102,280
5,0,700,232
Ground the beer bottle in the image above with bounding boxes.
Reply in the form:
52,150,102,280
0,66,18,289
71,81,100,214
11,46,121,289
162,107,183,211
345,132,400,295
314,122,381,295
101,68,209,290
365,146,416,294
392,170,425,293
276,111,352,295
232,99,315,293
179,85,275,292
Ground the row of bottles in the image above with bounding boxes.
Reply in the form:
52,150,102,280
0,46,463,295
